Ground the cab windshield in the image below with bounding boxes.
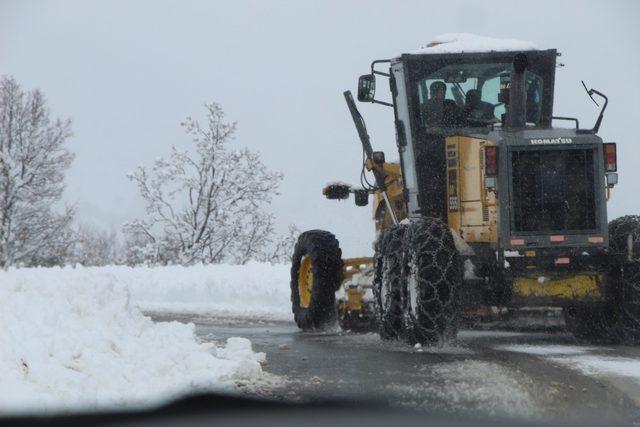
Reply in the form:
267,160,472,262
415,62,543,128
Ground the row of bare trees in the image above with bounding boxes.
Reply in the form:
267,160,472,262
0,75,296,268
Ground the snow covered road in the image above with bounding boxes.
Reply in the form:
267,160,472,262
151,313,640,424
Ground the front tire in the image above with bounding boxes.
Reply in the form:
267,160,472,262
290,230,343,330
402,218,461,345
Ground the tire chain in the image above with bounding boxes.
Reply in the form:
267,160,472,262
609,215,640,254
565,216,640,344
402,218,460,345
372,226,406,339
373,219,461,345
611,217,640,344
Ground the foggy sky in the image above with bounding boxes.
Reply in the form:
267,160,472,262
1,0,639,257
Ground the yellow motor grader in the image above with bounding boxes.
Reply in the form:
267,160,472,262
290,40,640,345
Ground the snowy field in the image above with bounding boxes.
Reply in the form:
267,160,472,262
0,263,290,414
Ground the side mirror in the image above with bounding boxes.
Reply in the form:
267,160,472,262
357,74,376,102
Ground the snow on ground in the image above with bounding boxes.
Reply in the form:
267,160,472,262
0,265,280,413
388,361,536,417
410,33,537,55
549,355,640,384
496,344,640,385
495,345,594,356
122,262,292,320
10,262,295,321
412,343,475,356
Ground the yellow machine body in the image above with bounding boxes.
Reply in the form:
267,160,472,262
370,161,407,231
513,274,602,301
445,136,498,244
338,135,606,323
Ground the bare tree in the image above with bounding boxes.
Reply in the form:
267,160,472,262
66,224,120,266
125,103,283,265
257,224,299,264
121,229,158,266
0,76,74,268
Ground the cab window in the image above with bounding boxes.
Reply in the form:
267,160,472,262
415,63,543,128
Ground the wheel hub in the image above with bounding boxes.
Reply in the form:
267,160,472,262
298,255,314,308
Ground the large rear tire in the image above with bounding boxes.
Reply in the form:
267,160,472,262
401,218,461,345
564,216,640,344
290,230,343,330
372,225,406,340
610,216,640,343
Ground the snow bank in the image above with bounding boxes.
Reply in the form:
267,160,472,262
497,344,640,385
0,266,273,413
550,355,640,383
0,263,293,321
410,33,537,55
123,262,293,320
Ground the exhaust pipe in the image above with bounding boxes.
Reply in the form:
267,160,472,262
507,53,528,129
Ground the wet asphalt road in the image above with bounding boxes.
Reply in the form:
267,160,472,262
150,313,640,425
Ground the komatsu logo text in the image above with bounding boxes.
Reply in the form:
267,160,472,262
529,137,574,145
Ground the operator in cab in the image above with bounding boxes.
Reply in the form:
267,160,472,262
423,81,464,127
463,89,495,124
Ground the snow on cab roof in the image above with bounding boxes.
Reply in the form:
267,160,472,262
407,33,538,55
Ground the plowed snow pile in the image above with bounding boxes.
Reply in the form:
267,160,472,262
123,262,292,320
0,266,274,413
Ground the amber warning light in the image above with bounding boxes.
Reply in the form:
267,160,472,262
604,143,617,172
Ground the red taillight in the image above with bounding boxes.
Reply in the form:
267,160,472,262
485,146,498,176
604,143,617,172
